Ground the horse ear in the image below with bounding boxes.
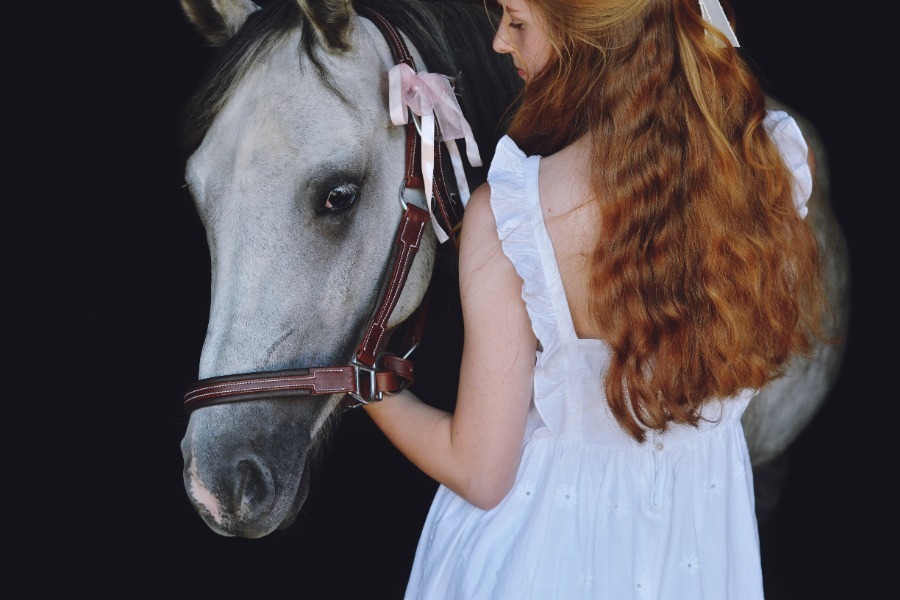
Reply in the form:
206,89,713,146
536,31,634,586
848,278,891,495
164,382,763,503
295,0,355,51
180,0,262,46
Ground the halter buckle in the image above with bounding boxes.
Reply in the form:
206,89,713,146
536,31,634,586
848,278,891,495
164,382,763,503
348,359,382,406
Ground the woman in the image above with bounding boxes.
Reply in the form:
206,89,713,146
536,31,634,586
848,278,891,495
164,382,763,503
365,0,829,597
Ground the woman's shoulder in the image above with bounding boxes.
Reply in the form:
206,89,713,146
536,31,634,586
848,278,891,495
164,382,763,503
460,182,502,261
536,135,594,216
463,182,494,227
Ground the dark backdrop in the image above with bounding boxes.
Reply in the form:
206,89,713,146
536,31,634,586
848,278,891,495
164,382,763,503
69,1,889,597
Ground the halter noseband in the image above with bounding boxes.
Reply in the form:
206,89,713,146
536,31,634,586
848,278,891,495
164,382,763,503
183,5,466,416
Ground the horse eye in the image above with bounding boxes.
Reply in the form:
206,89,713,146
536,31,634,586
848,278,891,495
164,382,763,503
321,183,359,213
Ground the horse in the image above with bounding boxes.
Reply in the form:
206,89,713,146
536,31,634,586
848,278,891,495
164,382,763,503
176,0,849,566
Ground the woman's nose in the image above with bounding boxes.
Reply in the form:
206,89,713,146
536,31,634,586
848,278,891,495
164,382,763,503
492,29,511,54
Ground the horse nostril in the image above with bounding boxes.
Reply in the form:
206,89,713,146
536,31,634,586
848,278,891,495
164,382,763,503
235,458,276,523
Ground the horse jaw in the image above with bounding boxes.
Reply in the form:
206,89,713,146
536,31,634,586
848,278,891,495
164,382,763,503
741,97,851,468
389,190,438,331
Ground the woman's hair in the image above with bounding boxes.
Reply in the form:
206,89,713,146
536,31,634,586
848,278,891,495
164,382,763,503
504,0,830,442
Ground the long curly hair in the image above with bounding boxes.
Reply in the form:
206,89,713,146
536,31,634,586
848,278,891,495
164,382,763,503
504,0,830,442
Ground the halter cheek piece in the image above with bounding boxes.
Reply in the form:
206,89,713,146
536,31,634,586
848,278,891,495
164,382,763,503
183,4,466,416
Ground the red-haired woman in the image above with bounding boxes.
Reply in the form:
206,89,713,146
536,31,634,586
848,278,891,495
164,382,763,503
365,1,830,597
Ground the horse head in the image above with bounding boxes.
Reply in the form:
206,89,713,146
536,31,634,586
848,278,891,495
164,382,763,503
177,0,520,538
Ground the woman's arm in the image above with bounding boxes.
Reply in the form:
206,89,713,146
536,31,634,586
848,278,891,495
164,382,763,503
363,182,537,510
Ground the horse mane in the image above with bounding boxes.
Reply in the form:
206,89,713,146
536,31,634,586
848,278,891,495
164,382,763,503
178,0,522,180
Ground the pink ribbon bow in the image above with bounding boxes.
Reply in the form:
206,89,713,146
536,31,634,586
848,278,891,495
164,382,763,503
389,63,482,243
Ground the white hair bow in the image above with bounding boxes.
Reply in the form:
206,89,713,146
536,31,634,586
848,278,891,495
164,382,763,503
699,0,740,47
388,63,482,244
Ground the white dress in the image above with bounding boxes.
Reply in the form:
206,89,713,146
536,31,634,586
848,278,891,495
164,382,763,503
404,111,812,600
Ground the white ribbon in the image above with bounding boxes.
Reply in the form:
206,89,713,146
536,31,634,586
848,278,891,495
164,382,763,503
388,63,482,243
699,0,740,47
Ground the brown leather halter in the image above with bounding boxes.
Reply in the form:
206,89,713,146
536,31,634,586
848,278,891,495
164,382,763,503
183,5,466,416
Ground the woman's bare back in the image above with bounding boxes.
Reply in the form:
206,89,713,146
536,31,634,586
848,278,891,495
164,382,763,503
537,137,604,340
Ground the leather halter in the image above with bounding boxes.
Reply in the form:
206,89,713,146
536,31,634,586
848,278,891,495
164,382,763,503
184,5,466,416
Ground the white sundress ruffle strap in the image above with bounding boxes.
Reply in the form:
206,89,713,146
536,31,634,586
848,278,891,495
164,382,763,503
488,135,568,432
764,109,813,219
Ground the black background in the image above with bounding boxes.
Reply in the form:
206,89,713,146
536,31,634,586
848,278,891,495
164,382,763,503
64,1,890,597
